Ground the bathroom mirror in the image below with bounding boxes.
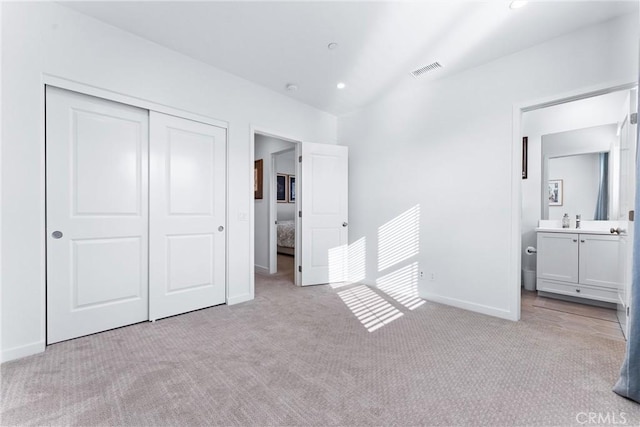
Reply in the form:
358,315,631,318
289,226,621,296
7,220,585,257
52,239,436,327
541,123,618,221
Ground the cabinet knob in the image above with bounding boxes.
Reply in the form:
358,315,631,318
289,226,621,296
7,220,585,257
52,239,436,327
572,239,578,242
576,289,581,293
580,239,585,243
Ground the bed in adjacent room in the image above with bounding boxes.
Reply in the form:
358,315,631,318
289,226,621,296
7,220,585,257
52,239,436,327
277,220,295,255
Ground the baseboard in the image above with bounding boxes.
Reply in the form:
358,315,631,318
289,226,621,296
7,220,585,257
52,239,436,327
537,291,616,309
254,265,269,274
227,293,253,306
420,292,516,321
1,340,45,363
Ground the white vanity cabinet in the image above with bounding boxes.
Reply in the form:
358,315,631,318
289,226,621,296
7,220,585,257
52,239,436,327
536,231,621,303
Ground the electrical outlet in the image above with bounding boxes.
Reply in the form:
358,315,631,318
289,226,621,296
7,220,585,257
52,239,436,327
430,272,436,282
419,271,424,279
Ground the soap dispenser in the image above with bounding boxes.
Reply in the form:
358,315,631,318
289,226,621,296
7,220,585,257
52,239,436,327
576,214,581,229
562,213,570,229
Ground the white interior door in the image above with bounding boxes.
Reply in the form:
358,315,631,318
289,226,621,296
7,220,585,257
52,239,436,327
617,88,637,338
46,86,149,344
300,143,348,286
149,112,227,320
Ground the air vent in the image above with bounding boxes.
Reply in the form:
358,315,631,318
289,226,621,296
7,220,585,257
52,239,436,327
410,62,442,79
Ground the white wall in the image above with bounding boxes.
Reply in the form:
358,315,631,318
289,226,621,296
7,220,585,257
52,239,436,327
275,150,296,221
522,99,624,272
254,135,295,272
548,153,601,220
338,14,638,320
1,2,336,362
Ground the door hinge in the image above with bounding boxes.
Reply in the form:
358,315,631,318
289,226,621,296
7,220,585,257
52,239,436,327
627,306,630,317
631,113,638,125
298,211,302,218
629,210,635,222
298,155,302,163
298,266,302,273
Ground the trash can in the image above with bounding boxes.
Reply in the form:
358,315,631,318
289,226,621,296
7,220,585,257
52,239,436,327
523,269,536,291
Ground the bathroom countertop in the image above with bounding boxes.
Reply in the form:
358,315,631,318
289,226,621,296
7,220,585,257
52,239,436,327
535,227,619,235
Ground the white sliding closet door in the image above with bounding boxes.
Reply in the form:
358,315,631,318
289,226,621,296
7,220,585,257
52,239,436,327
149,112,227,320
46,86,149,344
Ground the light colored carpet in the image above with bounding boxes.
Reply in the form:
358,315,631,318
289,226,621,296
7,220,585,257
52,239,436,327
2,262,639,426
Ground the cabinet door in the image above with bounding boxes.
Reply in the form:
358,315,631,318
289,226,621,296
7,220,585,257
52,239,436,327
537,232,579,283
579,234,621,289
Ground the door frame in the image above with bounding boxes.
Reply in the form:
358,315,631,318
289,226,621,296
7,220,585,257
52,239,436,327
269,147,296,274
42,76,230,341
510,79,637,321
250,126,302,287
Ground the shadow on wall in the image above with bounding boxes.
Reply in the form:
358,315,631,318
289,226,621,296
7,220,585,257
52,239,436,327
330,205,424,332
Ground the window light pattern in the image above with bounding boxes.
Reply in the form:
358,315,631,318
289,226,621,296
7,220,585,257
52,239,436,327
377,205,420,272
376,262,425,310
328,244,348,284
338,285,403,332
330,237,366,289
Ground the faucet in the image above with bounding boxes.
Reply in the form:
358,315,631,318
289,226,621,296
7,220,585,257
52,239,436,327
576,214,581,229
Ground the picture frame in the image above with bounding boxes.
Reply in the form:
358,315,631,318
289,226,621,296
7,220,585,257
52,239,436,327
276,174,288,202
548,179,563,206
288,175,295,203
254,159,263,199
522,136,528,179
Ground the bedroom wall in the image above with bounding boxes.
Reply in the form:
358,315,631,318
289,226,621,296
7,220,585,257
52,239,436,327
275,150,296,221
338,13,638,320
254,135,295,272
1,2,336,362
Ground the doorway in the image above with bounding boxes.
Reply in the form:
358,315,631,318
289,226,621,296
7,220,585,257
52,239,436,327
516,84,637,340
252,130,350,289
254,132,299,286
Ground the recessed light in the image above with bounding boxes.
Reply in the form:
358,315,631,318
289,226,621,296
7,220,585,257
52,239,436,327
328,42,339,50
509,1,528,9
336,82,346,90
285,83,298,92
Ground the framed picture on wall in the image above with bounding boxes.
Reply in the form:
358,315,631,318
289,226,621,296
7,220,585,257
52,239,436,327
288,176,295,203
254,159,263,199
548,179,563,206
276,174,288,202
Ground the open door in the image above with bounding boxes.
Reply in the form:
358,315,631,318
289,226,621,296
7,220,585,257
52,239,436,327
300,143,348,286
617,88,637,339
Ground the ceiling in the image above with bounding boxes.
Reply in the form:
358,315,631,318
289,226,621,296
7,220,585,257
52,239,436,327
61,1,638,117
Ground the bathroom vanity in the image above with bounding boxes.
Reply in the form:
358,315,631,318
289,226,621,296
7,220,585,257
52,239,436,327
536,225,623,304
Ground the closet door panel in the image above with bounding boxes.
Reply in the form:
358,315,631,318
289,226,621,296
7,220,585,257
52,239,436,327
46,86,149,344
150,112,227,320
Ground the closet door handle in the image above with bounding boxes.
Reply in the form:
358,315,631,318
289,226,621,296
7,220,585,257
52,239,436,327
52,231,63,239
342,222,348,227
218,226,224,232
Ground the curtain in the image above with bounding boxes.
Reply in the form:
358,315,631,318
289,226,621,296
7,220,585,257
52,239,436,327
594,152,609,220
613,121,639,403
